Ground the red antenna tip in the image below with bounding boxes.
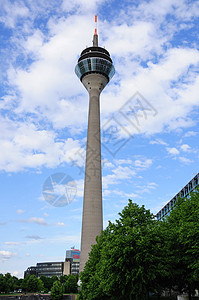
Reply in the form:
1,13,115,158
94,15,97,35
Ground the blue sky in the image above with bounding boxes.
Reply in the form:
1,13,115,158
0,0,199,278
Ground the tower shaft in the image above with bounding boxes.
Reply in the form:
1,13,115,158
75,18,115,271
79,74,108,272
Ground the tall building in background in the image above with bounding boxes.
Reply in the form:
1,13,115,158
75,16,115,272
24,262,64,278
156,173,199,221
36,262,63,277
65,248,80,275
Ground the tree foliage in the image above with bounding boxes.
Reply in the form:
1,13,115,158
63,274,78,293
51,280,63,300
0,272,78,294
40,275,53,292
79,200,168,300
79,193,199,300
165,190,199,299
0,273,21,293
22,274,44,292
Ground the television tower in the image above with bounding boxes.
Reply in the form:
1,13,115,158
75,16,115,272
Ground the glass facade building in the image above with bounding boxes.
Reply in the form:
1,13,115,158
156,173,199,221
36,262,63,277
24,262,63,278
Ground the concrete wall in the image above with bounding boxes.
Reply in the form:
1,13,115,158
63,260,70,275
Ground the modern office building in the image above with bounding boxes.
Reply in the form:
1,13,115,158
24,266,37,277
65,248,80,275
156,173,199,221
24,262,64,278
24,249,80,278
36,262,64,277
66,249,80,260
75,16,115,272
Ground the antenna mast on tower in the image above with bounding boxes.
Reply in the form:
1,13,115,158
93,15,98,47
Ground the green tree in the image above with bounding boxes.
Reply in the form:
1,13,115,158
38,278,44,292
0,274,6,293
51,280,63,300
12,276,20,291
40,275,53,292
80,200,168,300
166,190,199,299
51,275,58,283
63,274,78,293
21,275,29,292
22,275,44,292
27,275,39,292
60,275,68,284
79,231,107,300
4,273,15,293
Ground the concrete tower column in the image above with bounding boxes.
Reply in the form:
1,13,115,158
75,16,115,272
79,74,108,272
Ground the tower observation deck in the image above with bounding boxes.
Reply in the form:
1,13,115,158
75,16,115,273
75,46,115,82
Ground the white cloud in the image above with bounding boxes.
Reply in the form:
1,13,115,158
26,235,43,240
180,144,191,152
103,165,136,189
0,118,84,172
18,217,48,226
179,157,193,164
4,242,22,246
23,29,44,56
102,156,153,191
0,1,29,28
112,166,136,180
134,158,152,169
166,147,180,155
99,50,199,141
56,222,65,226
184,131,197,137
136,182,158,194
75,179,84,198
17,209,24,214
62,0,106,13
104,21,165,58
102,159,114,169
114,159,133,165
150,139,168,146
125,192,139,198
0,250,17,261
